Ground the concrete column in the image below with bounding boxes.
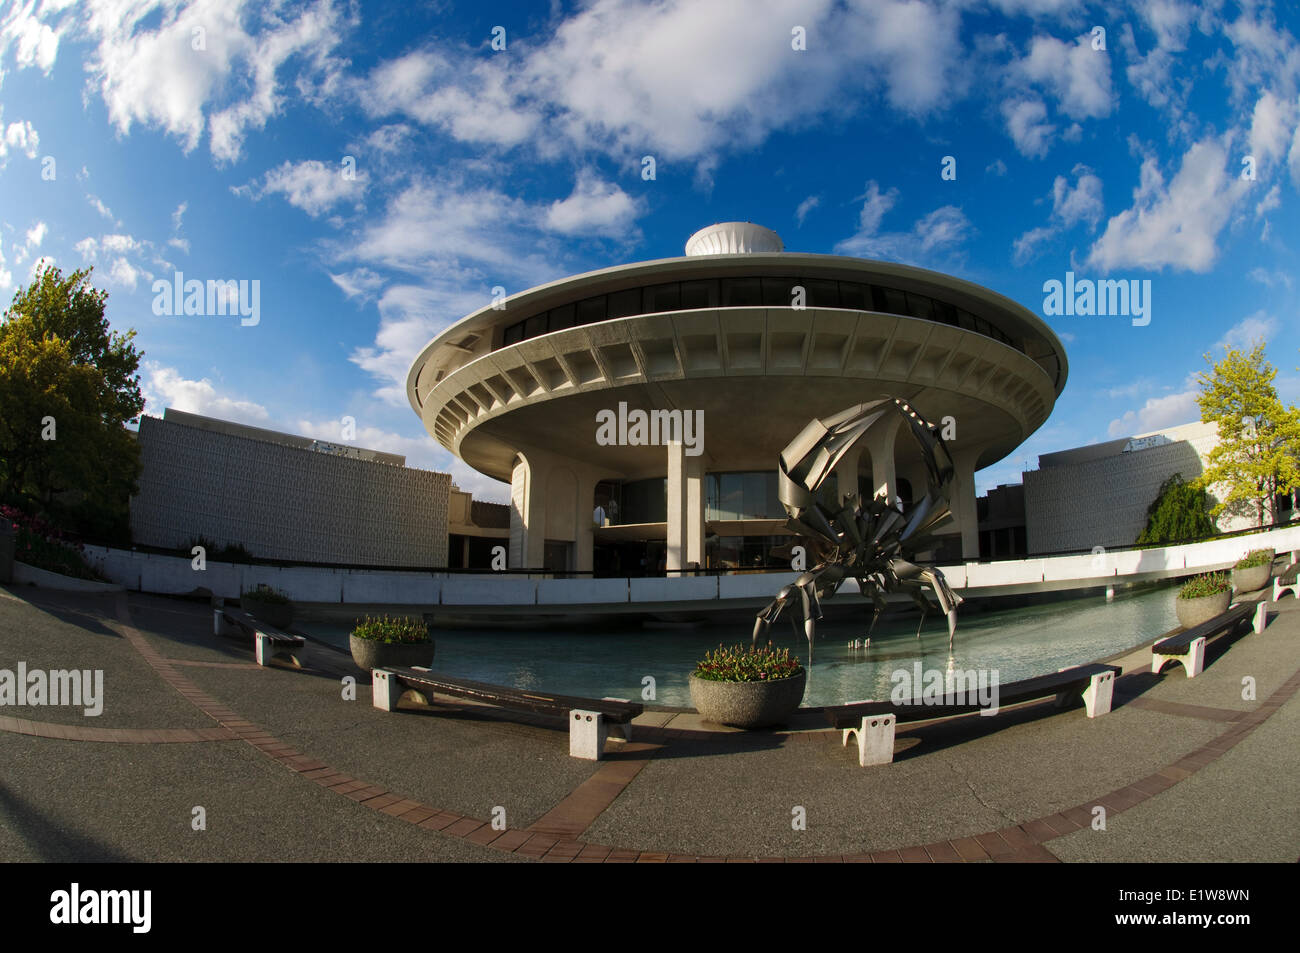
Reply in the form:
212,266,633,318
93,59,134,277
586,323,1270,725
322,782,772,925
508,454,546,570
948,449,980,561
575,469,601,574
865,414,902,503
667,443,706,572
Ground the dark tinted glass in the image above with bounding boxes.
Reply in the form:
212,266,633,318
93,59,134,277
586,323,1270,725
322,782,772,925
679,279,718,308
523,313,547,338
607,288,641,318
722,277,762,306
548,303,576,331
838,282,869,310
575,296,606,325
644,282,680,312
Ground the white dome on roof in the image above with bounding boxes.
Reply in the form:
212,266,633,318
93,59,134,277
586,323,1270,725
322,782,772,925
685,222,784,256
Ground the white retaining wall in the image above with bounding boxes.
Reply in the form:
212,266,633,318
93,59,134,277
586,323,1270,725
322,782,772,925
77,524,1300,607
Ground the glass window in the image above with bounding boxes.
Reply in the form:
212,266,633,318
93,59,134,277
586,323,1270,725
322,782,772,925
548,304,576,331
761,277,796,306
804,280,840,308
607,288,641,319
956,309,977,331
905,293,935,321
932,300,959,326
838,282,869,310
722,277,762,306
575,296,606,325
644,282,680,313
523,313,547,339
680,279,719,309
502,322,524,346
877,286,908,316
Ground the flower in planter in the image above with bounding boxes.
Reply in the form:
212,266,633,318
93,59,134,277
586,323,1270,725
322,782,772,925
1179,572,1231,599
693,642,804,682
241,584,291,605
1234,549,1273,570
351,615,431,644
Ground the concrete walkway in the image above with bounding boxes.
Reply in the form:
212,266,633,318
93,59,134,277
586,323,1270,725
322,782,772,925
1,579,1296,862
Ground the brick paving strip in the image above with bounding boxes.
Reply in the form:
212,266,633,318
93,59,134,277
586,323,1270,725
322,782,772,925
17,592,1283,864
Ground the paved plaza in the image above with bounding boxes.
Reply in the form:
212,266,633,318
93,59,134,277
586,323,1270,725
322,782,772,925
1,581,1296,863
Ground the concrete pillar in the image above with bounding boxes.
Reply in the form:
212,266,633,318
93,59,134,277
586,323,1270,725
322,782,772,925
508,454,546,570
865,414,902,503
948,449,980,561
575,470,601,573
667,443,705,572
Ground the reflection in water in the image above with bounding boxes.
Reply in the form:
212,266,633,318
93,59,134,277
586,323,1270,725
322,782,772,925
306,585,1177,708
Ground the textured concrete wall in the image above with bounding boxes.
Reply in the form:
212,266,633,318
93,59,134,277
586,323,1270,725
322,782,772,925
1024,430,1252,554
130,416,449,567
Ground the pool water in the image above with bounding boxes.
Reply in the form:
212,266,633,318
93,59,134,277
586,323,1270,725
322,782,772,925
306,584,1178,708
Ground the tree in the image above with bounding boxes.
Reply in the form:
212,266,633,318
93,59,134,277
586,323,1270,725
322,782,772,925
0,265,144,541
1193,341,1300,527
1135,473,1216,544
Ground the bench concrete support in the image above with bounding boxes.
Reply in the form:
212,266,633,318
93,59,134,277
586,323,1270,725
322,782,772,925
1079,670,1115,717
569,709,607,760
1153,636,1206,679
1254,600,1269,635
256,632,305,668
843,714,896,767
371,669,433,710
1274,575,1296,602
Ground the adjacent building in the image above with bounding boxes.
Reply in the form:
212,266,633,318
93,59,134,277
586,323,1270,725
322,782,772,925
1022,419,1284,554
131,409,451,566
407,222,1069,573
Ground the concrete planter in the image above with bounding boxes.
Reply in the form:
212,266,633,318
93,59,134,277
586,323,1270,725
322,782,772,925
1231,562,1272,595
246,599,293,630
1175,589,1232,629
349,634,435,672
689,670,806,729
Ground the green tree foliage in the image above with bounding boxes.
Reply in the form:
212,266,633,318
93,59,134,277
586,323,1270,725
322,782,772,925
1194,341,1300,527
0,265,144,542
1135,473,1216,545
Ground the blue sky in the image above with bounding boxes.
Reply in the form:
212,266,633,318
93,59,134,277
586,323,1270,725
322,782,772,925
1,0,1298,500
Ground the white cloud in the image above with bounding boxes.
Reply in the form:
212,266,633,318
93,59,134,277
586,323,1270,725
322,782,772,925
1011,225,1056,266
1247,266,1293,289
985,158,1008,176
348,282,490,407
1086,138,1250,272
795,195,820,225
835,183,970,264
1216,311,1280,351
241,158,367,217
329,268,385,300
87,194,115,221
0,2,61,74
1002,98,1054,158
544,170,640,237
1012,33,1113,121
1247,90,1298,173
77,0,348,162
1052,164,1104,227
0,114,39,166
1107,389,1200,438
142,362,273,426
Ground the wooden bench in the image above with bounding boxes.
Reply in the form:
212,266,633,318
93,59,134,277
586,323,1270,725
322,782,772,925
1151,602,1257,679
372,667,644,761
825,662,1120,767
213,604,307,668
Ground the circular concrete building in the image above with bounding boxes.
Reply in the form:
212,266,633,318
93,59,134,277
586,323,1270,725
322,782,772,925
407,224,1067,575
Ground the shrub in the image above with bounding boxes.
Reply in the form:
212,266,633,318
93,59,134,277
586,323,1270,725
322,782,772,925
1,504,105,581
183,537,254,563
242,584,290,605
352,615,430,644
693,642,804,682
1234,549,1273,569
1179,572,1231,599
1136,473,1217,545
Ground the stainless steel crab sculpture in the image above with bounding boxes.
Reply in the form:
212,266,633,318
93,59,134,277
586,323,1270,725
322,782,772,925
752,398,964,647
